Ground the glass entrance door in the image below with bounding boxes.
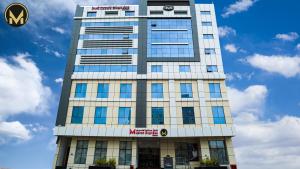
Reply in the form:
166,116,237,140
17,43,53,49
138,139,160,169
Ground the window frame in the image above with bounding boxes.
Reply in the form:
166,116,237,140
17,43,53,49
151,65,163,72
71,106,84,124
209,83,222,98
87,11,97,17
179,65,191,72
182,107,195,124
151,83,164,98
180,83,193,98
93,141,108,163
208,140,229,164
120,83,132,98
97,83,109,98
74,140,89,164
75,83,87,98
151,107,164,125
212,106,226,124
119,141,132,165
94,107,107,124
118,107,131,125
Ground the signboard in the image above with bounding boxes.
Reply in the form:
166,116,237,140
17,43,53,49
129,129,168,137
92,6,130,11
163,5,174,11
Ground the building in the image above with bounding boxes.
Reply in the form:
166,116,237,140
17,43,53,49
53,0,237,169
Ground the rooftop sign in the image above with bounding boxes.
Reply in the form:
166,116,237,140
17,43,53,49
92,6,130,11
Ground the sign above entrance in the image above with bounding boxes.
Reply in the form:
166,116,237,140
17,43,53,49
129,129,168,137
92,6,130,11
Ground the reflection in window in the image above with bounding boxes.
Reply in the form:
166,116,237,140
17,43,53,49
118,107,131,125
182,107,195,124
209,140,228,164
119,141,132,165
94,141,107,163
175,143,199,165
152,107,164,124
74,140,88,164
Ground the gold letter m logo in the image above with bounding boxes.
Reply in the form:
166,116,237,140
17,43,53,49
9,10,24,24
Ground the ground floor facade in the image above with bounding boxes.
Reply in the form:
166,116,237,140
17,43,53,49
53,136,236,169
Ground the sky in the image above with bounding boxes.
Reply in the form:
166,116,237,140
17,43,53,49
0,0,299,169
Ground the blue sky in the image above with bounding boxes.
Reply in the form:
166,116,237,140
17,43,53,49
0,0,299,169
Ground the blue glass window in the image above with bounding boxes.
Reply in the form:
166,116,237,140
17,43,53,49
201,11,211,15
71,106,84,124
151,83,163,98
119,141,132,165
81,21,138,27
212,106,226,124
79,34,138,40
205,48,216,55
180,83,193,98
182,107,195,124
94,107,107,124
207,65,218,72
209,83,222,98
87,12,96,17
74,65,137,72
151,65,163,72
152,107,164,124
147,19,194,58
77,48,137,55
120,84,132,98
118,107,131,125
203,34,214,39
179,65,191,72
202,21,212,26
75,83,87,98
125,11,135,16
97,83,109,98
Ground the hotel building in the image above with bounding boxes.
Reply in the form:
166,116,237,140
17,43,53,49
53,0,237,169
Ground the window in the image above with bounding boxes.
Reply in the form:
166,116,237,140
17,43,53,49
151,65,163,72
81,21,138,27
207,65,218,72
201,11,211,15
77,48,137,55
182,107,195,124
105,11,118,15
147,19,194,58
97,83,109,98
175,143,199,165
120,83,132,98
150,10,163,15
118,107,131,125
203,34,214,39
71,106,84,124
74,65,137,73
74,140,88,164
94,107,107,124
152,107,164,124
125,11,135,16
209,83,222,98
180,83,193,98
87,12,96,17
202,21,212,26
94,141,108,163
179,65,191,72
209,140,228,164
119,141,132,165
75,83,87,98
174,10,188,15
122,48,129,54
151,83,164,98
204,48,216,55
212,106,226,124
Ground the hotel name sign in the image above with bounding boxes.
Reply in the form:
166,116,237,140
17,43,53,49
92,6,130,11
129,129,168,137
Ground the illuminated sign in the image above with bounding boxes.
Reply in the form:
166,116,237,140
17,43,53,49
129,129,168,137
92,6,130,11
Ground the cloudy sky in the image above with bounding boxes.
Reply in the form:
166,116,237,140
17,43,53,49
0,0,299,169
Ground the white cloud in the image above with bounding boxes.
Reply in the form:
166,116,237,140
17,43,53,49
296,44,300,50
222,0,258,18
224,44,238,53
228,85,300,169
228,85,267,115
218,26,236,38
0,121,31,141
0,53,53,143
55,78,64,86
51,27,65,34
275,32,299,41
226,72,254,81
246,54,300,77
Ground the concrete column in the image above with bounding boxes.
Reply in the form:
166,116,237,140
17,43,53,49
225,137,237,164
169,80,177,127
197,80,209,127
200,139,210,159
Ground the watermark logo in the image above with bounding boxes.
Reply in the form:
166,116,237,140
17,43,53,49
4,3,28,27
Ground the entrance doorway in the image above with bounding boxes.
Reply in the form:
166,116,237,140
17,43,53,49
138,139,160,169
